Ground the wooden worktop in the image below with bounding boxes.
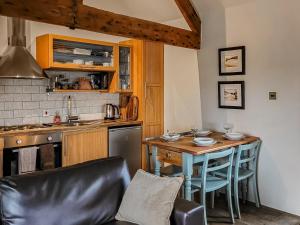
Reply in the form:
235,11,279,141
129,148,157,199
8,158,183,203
0,120,142,137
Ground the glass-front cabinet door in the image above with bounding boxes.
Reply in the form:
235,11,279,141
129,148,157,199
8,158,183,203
118,46,132,92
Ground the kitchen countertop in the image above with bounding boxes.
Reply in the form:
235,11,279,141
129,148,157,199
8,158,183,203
0,120,142,137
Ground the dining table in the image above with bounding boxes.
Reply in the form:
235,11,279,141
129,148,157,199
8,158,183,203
143,132,259,201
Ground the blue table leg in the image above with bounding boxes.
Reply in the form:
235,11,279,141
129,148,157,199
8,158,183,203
152,146,161,176
183,153,193,201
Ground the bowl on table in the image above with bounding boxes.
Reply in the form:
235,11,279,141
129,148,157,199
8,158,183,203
193,137,216,147
224,132,245,141
161,133,181,142
195,130,212,137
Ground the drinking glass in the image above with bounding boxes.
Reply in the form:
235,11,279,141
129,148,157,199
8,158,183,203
223,123,233,133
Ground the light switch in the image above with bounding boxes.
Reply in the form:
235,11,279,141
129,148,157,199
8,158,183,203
269,92,277,100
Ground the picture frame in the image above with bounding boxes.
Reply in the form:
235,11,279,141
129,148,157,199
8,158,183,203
219,46,245,75
218,81,245,109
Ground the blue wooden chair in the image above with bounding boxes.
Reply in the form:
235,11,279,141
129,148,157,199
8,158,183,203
191,148,235,225
215,140,261,219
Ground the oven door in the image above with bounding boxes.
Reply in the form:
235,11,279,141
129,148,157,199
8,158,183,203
3,143,62,177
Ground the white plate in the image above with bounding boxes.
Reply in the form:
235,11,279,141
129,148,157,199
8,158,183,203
193,140,217,147
195,130,212,137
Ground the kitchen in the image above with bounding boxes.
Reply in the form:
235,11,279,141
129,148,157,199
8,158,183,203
0,16,153,178
0,1,300,225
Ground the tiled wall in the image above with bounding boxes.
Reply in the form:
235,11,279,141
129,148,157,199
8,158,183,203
0,79,119,126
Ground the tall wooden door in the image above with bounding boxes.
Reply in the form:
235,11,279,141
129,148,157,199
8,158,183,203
62,127,108,167
143,41,164,138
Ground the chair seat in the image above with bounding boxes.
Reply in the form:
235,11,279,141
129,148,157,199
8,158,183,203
191,175,229,193
216,167,254,181
161,165,183,177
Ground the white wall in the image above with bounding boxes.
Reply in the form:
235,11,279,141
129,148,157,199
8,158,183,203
164,18,202,132
192,0,228,131
225,0,300,216
197,0,300,216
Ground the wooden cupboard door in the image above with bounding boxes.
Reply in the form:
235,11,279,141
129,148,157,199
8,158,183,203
143,41,164,137
63,127,108,167
142,41,164,169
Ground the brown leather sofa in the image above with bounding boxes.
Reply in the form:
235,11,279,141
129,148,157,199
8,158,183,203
0,157,204,225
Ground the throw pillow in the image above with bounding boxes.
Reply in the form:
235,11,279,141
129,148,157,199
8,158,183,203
115,169,183,225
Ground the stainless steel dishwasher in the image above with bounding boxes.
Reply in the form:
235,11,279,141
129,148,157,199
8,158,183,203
109,125,142,177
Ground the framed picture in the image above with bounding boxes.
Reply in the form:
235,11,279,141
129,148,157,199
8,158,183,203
218,81,245,109
219,46,245,75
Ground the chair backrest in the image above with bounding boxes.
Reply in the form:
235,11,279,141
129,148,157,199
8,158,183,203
235,140,261,168
201,147,235,185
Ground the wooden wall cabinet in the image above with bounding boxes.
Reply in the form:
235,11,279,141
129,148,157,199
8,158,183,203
62,127,108,167
109,42,134,93
36,34,118,72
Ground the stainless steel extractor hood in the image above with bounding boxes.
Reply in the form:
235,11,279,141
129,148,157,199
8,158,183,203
0,17,47,79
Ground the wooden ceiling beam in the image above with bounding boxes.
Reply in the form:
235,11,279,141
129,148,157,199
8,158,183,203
0,0,201,49
174,0,201,33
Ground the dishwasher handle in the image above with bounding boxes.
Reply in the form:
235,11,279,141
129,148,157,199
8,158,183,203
109,126,142,133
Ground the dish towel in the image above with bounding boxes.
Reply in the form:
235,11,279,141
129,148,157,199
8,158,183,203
39,144,55,170
18,147,38,175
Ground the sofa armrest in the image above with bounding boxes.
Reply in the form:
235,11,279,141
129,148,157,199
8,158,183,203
170,198,205,225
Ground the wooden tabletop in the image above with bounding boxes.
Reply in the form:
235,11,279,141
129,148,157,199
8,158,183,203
143,132,259,155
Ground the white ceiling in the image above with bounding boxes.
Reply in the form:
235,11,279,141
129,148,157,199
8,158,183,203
84,0,183,23
220,0,255,8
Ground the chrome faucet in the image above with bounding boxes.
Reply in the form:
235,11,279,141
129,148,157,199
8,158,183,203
66,95,78,123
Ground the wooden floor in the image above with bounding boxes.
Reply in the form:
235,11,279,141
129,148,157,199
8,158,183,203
205,197,300,225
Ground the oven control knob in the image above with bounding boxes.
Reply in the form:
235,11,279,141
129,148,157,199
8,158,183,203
16,139,22,145
47,136,53,142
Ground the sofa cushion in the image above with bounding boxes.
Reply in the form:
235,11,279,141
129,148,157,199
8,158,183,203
115,170,183,225
103,220,137,225
0,157,130,225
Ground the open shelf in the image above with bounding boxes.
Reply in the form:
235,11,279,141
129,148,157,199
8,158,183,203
48,89,109,93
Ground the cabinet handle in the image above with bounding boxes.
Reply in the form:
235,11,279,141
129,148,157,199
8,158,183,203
144,83,147,99
166,152,171,159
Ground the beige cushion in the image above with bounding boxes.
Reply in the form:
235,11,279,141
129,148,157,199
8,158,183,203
115,169,183,225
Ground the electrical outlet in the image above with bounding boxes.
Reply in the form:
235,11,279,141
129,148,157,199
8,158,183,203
43,110,49,117
269,92,277,100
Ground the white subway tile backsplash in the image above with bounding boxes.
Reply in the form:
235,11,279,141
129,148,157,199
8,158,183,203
23,86,39,94
0,79,119,125
0,86,4,94
13,79,32,86
0,79,13,86
0,110,13,119
14,109,33,118
23,117,40,125
32,93,48,101
0,94,14,102
5,102,22,110
23,101,40,110
5,86,22,93
32,79,47,86
13,94,31,101
5,118,23,126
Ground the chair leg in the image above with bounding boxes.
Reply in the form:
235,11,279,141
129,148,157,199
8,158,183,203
201,191,208,225
211,191,215,209
227,185,235,224
253,175,260,208
234,180,241,219
242,179,247,204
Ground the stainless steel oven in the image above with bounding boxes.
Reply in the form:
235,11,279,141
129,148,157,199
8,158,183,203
3,132,62,177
